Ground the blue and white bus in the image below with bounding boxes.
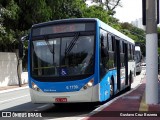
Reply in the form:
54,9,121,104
20,18,135,103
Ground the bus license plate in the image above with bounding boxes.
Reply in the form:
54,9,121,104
55,98,67,102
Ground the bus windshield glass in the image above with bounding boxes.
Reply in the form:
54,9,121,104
31,34,94,78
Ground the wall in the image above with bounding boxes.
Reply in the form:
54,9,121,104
0,52,28,86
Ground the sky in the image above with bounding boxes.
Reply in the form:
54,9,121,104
114,0,142,23
85,0,142,23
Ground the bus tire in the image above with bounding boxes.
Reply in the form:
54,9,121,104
129,72,133,90
110,77,114,98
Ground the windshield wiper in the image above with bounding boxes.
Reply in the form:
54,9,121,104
44,36,54,54
65,32,80,55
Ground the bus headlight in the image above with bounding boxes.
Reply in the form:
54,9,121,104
82,79,94,90
31,82,41,92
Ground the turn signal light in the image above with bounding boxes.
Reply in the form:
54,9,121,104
82,79,94,90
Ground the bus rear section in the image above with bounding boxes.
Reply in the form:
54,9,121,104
135,46,142,74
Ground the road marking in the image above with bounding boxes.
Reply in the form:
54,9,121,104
0,94,29,104
37,104,50,109
139,93,148,111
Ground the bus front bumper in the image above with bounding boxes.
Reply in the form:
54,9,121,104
29,85,99,103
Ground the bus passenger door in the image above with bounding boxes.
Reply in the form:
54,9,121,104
115,39,121,91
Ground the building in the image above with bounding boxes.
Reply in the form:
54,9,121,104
131,18,145,30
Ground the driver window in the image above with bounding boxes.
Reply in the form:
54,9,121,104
100,29,109,78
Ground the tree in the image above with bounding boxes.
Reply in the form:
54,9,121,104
120,22,146,56
46,0,86,20
83,5,108,22
0,0,20,51
92,0,122,15
0,6,7,37
15,0,52,30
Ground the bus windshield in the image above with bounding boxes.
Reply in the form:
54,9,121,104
31,34,95,78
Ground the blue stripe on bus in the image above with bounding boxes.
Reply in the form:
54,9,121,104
28,34,31,89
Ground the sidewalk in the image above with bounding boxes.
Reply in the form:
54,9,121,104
84,77,160,120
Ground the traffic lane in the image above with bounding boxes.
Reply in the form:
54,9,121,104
0,88,29,102
0,91,95,119
0,87,99,119
0,91,54,112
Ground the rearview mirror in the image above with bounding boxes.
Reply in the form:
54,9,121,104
18,35,28,59
21,35,29,42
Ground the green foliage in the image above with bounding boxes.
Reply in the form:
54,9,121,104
15,0,52,30
120,22,146,56
0,0,20,51
83,5,108,22
47,0,85,19
120,22,145,42
92,0,122,15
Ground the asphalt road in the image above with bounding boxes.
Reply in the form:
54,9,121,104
0,68,146,120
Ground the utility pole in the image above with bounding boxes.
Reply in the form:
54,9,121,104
146,0,158,104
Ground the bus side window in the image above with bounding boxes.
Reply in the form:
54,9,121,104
128,44,131,60
108,34,112,51
100,29,109,78
132,45,135,60
100,31,108,58
131,45,133,60
122,41,125,53
120,40,124,67
112,36,115,51
120,41,124,53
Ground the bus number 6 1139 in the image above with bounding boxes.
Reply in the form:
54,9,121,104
66,85,79,90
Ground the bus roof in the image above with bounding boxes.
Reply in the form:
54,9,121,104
97,19,135,44
32,18,135,44
32,18,98,28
